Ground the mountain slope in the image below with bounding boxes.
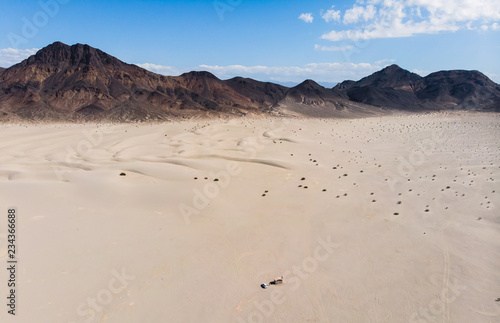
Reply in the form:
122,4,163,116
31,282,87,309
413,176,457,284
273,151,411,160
174,71,264,114
224,77,288,108
271,79,388,118
415,70,500,110
0,42,269,121
334,64,500,111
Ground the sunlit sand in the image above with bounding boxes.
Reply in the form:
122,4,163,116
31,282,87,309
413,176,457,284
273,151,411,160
0,112,499,322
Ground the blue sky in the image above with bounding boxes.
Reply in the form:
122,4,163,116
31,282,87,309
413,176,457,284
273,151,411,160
0,0,499,84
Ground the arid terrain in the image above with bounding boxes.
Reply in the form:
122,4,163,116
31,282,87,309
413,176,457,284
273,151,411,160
0,112,499,322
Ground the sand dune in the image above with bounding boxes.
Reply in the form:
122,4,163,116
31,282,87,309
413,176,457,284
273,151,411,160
0,112,499,322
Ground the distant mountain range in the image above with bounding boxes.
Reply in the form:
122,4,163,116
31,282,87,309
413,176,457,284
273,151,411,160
0,42,499,122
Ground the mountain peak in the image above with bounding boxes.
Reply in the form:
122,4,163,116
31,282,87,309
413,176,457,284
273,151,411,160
44,41,70,50
351,64,421,89
297,79,323,89
426,69,494,83
21,42,123,69
181,71,219,80
378,64,417,77
383,64,403,71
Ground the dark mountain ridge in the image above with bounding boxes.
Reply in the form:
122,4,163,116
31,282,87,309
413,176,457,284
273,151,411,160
0,42,274,121
0,42,498,122
334,64,500,111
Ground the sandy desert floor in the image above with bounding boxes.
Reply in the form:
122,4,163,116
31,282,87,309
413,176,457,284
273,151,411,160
0,112,499,323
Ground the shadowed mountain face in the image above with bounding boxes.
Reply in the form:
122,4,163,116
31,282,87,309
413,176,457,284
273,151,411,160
271,79,388,118
174,71,268,113
284,80,334,105
415,70,500,110
224,77,288,108
0,42,189,121
334,64,500,111
0,43,499,122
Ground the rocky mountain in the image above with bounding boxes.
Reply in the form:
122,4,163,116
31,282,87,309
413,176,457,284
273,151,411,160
0,42,499,122
272,79,387,118
282,79,340,106
0,42,274,121
334,64,500,111
174,71,265,113
224,77,288,108
415,70,500,110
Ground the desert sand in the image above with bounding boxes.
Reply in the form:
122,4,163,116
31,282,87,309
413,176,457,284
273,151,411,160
0,112,499,323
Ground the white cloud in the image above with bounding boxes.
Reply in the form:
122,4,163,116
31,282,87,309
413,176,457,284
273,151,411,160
198,61,389,83
320,0,500,42
375,58,396,65
0,48,38,67
315,44,354,52
322,6,341,23
136,63,180,76
299,13,314,23
343,4,377,24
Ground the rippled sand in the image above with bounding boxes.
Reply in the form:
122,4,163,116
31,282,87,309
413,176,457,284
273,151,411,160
0,112,499,322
